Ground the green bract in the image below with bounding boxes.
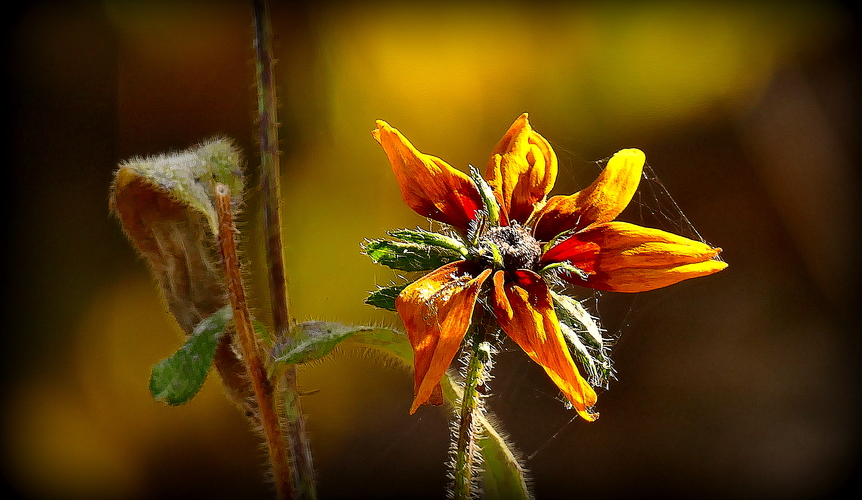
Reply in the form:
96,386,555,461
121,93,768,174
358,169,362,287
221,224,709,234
388,228,469,257
552,292,614,388
365,284,407,311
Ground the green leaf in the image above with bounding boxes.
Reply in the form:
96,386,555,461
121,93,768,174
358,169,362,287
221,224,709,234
149,306,233,405
273,322,401,365
364,239,462,271
388,228,469,258
365,284,407,311
346,326,415,363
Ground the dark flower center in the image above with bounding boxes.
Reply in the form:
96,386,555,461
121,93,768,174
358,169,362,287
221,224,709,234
480,224,542,271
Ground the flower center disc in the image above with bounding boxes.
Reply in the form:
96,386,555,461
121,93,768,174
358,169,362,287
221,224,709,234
483,225,542,271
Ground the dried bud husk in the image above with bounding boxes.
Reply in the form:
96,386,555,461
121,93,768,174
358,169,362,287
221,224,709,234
109,138,254,411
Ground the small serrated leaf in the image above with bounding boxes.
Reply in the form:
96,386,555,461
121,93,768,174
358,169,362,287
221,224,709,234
365,284,407,311
149,306,233,405
364,240,461,271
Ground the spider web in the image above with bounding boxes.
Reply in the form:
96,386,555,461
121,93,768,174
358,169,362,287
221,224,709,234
518,151,719,461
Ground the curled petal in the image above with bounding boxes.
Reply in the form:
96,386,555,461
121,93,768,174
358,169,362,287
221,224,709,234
543,221,727,292
534,148,645,241
485,113,558,224
396,262,492,414
492,270,599,421
373,121,482,231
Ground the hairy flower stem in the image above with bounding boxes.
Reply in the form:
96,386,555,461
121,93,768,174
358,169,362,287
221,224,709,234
215,184,292,498
252,1,316,498
453,334,492,499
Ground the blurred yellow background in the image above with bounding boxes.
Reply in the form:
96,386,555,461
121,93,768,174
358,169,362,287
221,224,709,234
4,0,859,498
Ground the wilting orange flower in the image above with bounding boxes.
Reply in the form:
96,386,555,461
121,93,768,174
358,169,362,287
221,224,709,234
371,114,726,421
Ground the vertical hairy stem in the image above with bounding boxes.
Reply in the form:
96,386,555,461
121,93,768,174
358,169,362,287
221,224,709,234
252,1,317,497
453,336,492,499
215,184,292,499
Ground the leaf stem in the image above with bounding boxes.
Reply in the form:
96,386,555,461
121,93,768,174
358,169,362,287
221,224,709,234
252,1,316,497
215,183,292,499
453,335,492,499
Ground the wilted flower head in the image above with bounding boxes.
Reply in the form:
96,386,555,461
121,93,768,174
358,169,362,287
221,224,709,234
366,114,726,421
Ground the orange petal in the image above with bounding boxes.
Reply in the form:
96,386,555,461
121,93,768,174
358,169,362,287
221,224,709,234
373,120,482,231
396,262,492,414
543,221,727,292
492,270,599,421
534,148,644,241
485,113,558,224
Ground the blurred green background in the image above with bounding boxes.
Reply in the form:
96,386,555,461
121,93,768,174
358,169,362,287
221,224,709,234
4,0,860,498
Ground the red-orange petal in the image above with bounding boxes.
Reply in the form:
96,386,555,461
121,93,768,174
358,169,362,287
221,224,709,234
492,270,599,421
485,113,558,224
533,148,644,241
373,120,482,231
396,262,492,414
543,221,727,292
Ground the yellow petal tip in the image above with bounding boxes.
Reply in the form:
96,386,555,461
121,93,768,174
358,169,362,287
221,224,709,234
578,407,600,422
614,148,646,162
372,120,393,143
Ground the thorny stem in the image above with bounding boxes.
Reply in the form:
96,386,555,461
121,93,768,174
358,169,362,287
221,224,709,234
252,1,317,498
215,184,292,499
453,334,492,500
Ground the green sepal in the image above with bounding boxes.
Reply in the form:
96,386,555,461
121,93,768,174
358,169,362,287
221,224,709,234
469,164,501,227
388,228,469,258
149,306,233,406
540,261,589,282
365,284,407,311
541,228,576,256
364,239,462,271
